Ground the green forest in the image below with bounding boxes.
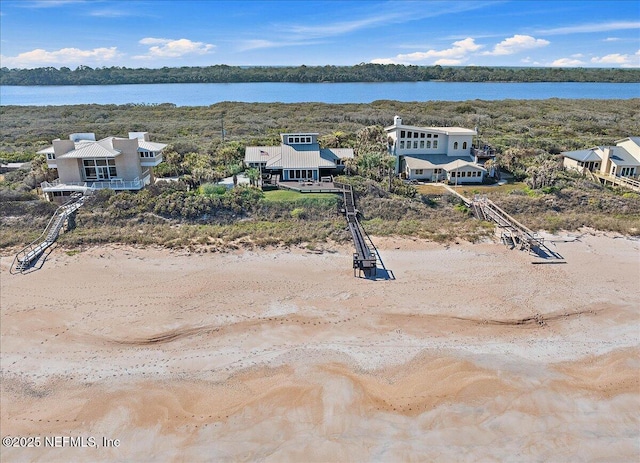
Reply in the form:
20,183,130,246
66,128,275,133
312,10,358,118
1,64,639,85
1,98,639,251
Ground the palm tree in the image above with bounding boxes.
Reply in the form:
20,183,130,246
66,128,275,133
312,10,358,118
246,168,260,187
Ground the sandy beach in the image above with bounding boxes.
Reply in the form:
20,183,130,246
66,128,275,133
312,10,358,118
1,232,639,462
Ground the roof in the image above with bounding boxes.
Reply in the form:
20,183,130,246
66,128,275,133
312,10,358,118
608,146,640,167
57,138,121,159
404,155,486,171
561,148,602,163
138,140,167,151
385,124,477,136
245,144,354,169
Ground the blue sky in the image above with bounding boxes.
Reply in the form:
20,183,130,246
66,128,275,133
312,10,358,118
1,0,638,69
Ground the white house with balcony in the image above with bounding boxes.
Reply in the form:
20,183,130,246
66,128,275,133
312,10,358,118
39,132,166,201
561,137,640,178
385,116,487,183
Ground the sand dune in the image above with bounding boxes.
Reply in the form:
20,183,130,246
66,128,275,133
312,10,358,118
1,232,638,462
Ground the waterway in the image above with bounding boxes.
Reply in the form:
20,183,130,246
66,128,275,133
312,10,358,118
1,81,638,106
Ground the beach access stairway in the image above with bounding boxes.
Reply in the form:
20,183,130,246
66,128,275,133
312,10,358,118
11,193,85,274
334,182,378,277
443,185,563,260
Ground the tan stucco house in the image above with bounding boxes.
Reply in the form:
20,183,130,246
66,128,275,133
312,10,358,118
39,132,166,200
385,116,487,183
562,137,640,178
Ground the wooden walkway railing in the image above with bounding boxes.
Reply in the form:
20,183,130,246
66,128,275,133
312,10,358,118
592,172,640,192
444,185,564,260
334,182,378,277
10,193,85,274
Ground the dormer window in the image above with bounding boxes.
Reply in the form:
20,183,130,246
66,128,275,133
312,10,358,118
47,153,55,160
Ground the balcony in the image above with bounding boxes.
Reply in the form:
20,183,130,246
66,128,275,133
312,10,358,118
140,153,163,167
42,171,151,192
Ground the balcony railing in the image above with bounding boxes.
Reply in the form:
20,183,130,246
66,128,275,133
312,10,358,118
42,171,151,192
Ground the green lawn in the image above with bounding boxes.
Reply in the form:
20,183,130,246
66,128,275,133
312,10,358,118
417,182,528,196
262,190,338,202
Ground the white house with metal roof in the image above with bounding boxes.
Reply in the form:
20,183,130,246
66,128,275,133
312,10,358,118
385,116,486,183
562,137,640,178
39,132,166,201
244,133,353,182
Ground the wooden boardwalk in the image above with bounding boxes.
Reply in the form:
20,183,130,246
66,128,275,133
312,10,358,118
444,185,564,261
592,172,640,192
11,193,85,274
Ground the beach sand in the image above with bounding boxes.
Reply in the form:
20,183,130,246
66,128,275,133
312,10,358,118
1,232,639,462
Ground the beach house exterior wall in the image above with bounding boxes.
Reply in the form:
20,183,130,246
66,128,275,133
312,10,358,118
385,116,484,183
39,132,167,201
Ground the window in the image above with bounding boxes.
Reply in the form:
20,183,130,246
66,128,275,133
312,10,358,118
139,150,156,158
454,142,459,150
83,158,116,180
427,134,432,138
420,141,425,149
463,142,467,149
47,153,55,160
462,171,466,177
400,131,406,138
435,168,442,174
426,141,431,148
433,141,438,149
420,133,425,138
400,141,405,149
413,141,418,149
434,134,438,138
415,169,423,175
414,132,419,138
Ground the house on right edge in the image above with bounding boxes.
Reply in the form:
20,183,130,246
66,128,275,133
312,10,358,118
385,116,490,183
561,137,640,178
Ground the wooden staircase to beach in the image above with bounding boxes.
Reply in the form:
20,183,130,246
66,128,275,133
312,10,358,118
11,193,85,274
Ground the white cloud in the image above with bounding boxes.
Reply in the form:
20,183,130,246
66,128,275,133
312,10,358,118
371,37,482,65
483,35,550,56
604,37,621,42
0,47,120,68
237,39,322,52
591,52,640,67
135,38,215,59
538,21,640,35
551,58,585,67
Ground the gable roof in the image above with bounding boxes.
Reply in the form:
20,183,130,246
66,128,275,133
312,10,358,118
404,155,486,171
608,146,640,167
57,138,121,159
561,148,602,163
245,143,353,169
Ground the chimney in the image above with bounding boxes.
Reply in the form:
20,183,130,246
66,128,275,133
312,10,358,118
394,115,402,126
53,139,75,157
599,147,612,175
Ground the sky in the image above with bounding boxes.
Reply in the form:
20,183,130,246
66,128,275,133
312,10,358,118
0,0,638,69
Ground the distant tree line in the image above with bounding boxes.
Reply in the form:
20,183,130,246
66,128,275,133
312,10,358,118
1,64,638,85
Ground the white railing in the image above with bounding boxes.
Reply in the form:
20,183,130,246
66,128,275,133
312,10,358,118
42,176,148,191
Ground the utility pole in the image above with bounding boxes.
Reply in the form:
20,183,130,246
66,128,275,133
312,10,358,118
221,113,226,143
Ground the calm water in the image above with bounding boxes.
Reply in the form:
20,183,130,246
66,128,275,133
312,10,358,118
1,81,638,106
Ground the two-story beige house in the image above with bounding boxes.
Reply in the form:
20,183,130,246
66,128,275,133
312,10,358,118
39,132,166,201
385,116,486,183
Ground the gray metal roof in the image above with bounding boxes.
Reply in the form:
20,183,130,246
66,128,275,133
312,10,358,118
138,140,167,151
609,146,640,167
58,138,121,159
404,155,485,171
561,149,602,163
245,144,354,169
